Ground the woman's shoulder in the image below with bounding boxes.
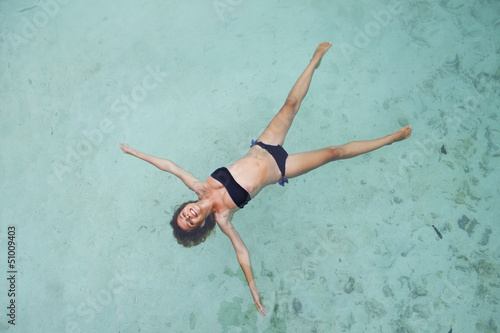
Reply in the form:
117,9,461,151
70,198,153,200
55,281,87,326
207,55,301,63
214,209,237,233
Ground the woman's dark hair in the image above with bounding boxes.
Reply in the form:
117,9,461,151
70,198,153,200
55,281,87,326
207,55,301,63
170,200,216,247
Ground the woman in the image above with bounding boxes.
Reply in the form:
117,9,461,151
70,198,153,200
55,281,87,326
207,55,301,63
120,42,412,317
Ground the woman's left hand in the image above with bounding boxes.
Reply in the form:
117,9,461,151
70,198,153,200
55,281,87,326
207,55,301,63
119,143,139,156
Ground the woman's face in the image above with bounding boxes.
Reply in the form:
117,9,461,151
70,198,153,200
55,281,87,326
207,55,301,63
177,202,207,231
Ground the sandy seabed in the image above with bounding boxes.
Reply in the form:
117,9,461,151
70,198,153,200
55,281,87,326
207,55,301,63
1,0,499,332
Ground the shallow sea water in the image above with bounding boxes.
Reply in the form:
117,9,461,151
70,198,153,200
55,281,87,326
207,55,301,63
1,0,499,332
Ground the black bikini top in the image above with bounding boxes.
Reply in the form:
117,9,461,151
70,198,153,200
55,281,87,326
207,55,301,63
211,167,251,209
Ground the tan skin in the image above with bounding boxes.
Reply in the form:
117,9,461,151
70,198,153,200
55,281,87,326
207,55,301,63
120,42,412,317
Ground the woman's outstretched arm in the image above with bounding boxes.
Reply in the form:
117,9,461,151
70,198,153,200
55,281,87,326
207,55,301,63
219,221,267,317
119,143,202,192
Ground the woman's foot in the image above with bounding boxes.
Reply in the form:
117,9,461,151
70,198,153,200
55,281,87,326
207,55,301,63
391,125,412,143
311,42,332,69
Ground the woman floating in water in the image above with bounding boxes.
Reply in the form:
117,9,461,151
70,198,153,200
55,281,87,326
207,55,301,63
120,42,411,317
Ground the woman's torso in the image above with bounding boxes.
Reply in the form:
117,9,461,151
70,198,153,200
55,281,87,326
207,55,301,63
205,145,282,213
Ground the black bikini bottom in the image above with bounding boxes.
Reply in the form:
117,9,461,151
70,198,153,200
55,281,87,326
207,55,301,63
251,140,289,186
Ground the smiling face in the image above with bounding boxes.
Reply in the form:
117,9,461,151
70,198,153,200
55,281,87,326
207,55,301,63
177,202,207,231
170,200,217,248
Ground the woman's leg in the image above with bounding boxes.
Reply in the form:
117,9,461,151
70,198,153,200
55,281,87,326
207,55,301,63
256,42,332,146
284,126,412,179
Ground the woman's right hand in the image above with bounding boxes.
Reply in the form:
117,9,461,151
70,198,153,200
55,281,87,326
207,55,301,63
119,143,139,156
250,282,267,317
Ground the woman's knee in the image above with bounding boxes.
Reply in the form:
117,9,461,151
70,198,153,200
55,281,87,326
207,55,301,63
282,98,299,115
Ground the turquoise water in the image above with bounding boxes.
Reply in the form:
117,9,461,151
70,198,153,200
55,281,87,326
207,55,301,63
1,0,499,332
